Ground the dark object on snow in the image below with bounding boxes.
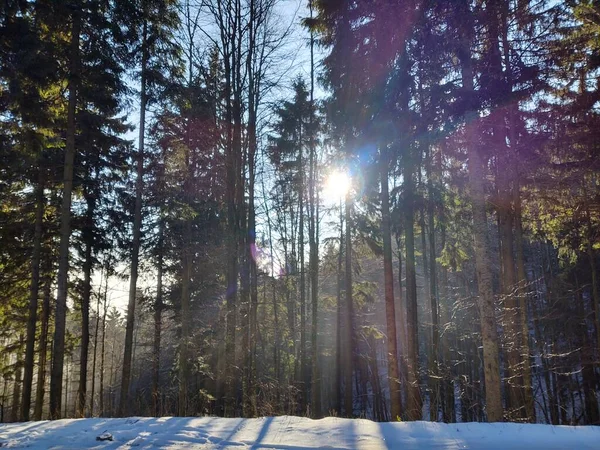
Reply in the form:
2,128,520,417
96,432,113,441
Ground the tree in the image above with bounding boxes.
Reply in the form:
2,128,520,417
380,146,402,420
452,0,503,421
49,1,81,420
119,0,180,417
269,78,318,414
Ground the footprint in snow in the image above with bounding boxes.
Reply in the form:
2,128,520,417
128,436,145,446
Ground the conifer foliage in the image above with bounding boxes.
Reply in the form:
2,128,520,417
0,0,599,425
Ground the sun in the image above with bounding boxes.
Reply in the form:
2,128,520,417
323,170,351,205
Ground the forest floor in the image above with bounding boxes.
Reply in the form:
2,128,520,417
1,415,599,449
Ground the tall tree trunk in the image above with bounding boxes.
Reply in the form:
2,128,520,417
438,214,455,423
298,140,307,414
119,16,147,418
108,323,116,416
50,9,80,420
224,104,238,417
343,189,354,417
64,355,70,417
11,336,24,422
576,275,600,424
535,244,556,424
380,148,402,421
179,217,191,417
284,205,295,412
1,359,7,422
232,0,245,413
336,201,344,415
243,1,258,415
426,146,440,421
271,275,280,408
153,219,164,417
308,0,321,419
247,137,258,419
467,127,503,422
179,51,195,415
404,158,422,421
513,177,535,422
90,265,104,417
499,0,534,420
262,166,281,411
395,234,409,417
179,155,192,417
485,0,521,419
236,138,247,416
77,195,95,417
22,167,45,421
222,0,241,412
458,13,503,420
497,155,522,419
34,269,53,420
585,202,600,355
99,277,108,417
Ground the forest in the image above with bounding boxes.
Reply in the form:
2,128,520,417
0,0,599,427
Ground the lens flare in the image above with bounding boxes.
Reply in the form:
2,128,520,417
323,170,351,204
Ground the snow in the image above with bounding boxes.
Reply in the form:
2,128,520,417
0,415,599,449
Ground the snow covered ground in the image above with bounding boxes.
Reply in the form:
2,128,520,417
1,415,599,449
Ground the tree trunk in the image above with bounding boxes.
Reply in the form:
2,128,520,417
247,145,258,419
336,201,344,415
404,158,422,421
380,148,402,421
179,217,191,416
232,2,245,413
426,146,440,421
11,336,24,422
308,115,321,418
77,195,95,417
179,58,194,415
343,189,354,417
437,144,455,423
90,265,104,417
99,281,108,417
308,0,321,419
395,234,408,417
222,6,240,413
577,277,600,424
496,152,522,419
499,0,534,420
513,178,535,422
119,16,147,418
458,17,503,420
243,3,259,414
298,141,307,415
34,270,53,420
153,219,164,417
1,360,8,422
64,355,70,417
585,204,600,356
21,167,45,421
467,138,504,422
50,9,80,420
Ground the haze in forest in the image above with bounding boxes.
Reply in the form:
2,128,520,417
0,0,599,433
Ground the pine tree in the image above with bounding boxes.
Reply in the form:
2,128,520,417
118,0,180,417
